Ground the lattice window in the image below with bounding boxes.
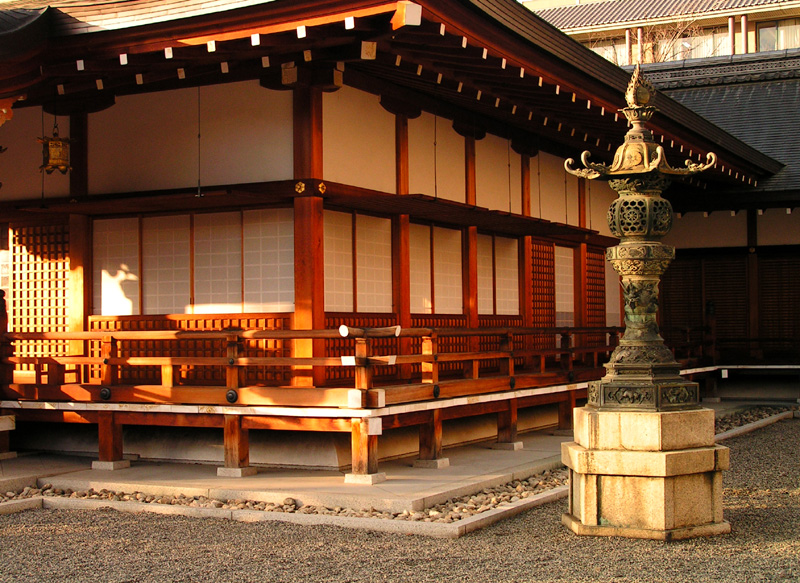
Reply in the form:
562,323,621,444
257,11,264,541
586,248,607,346
10,223,70,362
531,240,555,348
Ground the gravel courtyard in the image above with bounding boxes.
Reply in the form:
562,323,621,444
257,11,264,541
1,418,798,583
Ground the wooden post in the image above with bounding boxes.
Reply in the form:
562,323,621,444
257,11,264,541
421,334,439,384
345,417,385,484
218,414,256,476
293,85,325,387
92,411,129,470
226,333,245,390
68,214,90,382
499,331,514,378
558,391,577,430
560,332,572,371
492,398,522,450
101,336,117,386
414,409,449,468
354,337,372,390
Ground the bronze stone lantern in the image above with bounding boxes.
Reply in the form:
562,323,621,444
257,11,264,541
565,66,715,411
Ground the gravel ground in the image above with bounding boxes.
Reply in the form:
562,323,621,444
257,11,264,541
0,415,798,583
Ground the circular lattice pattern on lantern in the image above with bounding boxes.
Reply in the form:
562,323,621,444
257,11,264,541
650,198,673,235
617,197,649,235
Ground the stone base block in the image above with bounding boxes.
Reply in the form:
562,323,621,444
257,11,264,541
216,466,258,477
0,415,14,432
489,441,523,451
0,451,17,461
413,458,450,469
344,472,387,485
573,406,715,452
563,439,729,537
562,512,730,541
92,460,131,471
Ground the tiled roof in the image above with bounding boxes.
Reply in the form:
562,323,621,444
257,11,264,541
647,52,800,193
536,0,788,30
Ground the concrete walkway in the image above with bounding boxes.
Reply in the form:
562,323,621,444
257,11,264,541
1,378,796,514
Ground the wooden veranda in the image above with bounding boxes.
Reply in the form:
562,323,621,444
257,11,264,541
0,290,623,481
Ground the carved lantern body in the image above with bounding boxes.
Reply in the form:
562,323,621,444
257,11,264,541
560,67,730,540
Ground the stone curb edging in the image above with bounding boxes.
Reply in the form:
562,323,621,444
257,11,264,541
714,411,796,442
0,486,569,539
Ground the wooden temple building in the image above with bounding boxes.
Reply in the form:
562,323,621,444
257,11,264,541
0,0,781,480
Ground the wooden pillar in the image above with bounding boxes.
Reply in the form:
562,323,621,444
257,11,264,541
218,414,256,476
393,113,413,379
68,215,90,374
69,113,88,198
293,86,326,387
463,226,479,378
558,391,577,430
492,398,522,450
93,411,129,470
0,290,10,389
414,409,449,468
345,417,386,484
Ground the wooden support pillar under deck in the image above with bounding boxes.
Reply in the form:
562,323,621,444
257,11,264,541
558,391,578,430
491,398,523,450
218,414,256,477
345,417,385,484
414,409,449,468
93,411,129,470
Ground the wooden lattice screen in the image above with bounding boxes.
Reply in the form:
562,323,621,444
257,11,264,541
585,247,607,346
531,239,556,348
10,223,70,363
661,257,703,348
758,253,800,356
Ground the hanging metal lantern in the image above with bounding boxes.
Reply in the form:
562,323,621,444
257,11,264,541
38,120,71,174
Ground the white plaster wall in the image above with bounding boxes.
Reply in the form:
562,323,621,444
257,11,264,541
757,209,800,246
664,211,747,248
323,86,395,193
89,83,292,194
408,111,465,202
197,82,293,186
476,133,522,214
0,107,70,200
535,151,580,225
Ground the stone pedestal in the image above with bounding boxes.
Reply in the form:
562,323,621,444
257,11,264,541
561,407,730,540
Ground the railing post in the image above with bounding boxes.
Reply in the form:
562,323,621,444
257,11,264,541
499,331,515,378
421,333,438,385
101,336,117,386
225,333,245,391
354,337,373,391
560,331,572,371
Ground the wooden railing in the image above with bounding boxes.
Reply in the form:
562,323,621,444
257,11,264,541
1,325,621,409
